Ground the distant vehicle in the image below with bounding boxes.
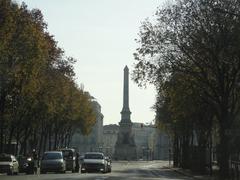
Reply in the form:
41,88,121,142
17,155,34,174
0,154,19,175
105,156,112,172
81,152,107,173
59,148,77,173
40,151,66,174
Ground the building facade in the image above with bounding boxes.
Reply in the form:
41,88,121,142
102,124,119,157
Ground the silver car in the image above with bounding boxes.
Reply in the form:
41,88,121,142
0,154,19,175
81,152,107,173
40,151,66,174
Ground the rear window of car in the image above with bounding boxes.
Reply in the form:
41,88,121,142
84,154,103,159
42,152,62,160
0,156,12,162
61,150,73,158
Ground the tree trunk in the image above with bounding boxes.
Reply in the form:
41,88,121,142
0,93,6,153
38,127,44,157
182,135,190,169
218,127,230,179
43,131,47,153
54,129,58,150
15,130,20,155
7,124,15,153
173,135,180,167
22,127,29,156
48,125,52,151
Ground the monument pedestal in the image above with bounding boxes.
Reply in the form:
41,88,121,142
114,144,137,160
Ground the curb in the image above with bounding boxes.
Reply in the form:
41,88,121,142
163,166,211,180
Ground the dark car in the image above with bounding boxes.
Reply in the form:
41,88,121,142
17,155,35,174
59,148,77,173
0,154,19,175
40,151,66,174
81,152,107,173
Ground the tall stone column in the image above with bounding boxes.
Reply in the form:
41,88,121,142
121,66,131,123
114,66,137,160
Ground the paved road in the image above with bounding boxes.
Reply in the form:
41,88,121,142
0,161,194,180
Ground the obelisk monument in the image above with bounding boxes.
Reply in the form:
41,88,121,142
114,66,137,160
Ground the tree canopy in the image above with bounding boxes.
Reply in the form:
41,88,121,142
0,0,96,156
133,0,240,178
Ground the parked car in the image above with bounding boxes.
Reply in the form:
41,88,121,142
59,148,77,173
40,151,66,174
17,155,35,174
105,156,112,172
0,153,19,175
81,152,107,173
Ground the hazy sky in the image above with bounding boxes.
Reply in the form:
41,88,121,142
17,0,165,125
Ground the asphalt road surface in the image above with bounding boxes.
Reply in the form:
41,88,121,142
0,161,194,180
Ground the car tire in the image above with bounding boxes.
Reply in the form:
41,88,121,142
14,168,19,175
81,170,85,173
75,167,79,173
61,170,66,174
7,169,13,175
40,170,46,174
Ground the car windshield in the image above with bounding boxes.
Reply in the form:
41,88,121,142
43,153,62,160
0,156,12,162
84,154,103,159
61,150,73,158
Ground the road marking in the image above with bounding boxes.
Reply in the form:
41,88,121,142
95,177,108,180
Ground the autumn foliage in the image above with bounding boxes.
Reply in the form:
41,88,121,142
0,0,96,156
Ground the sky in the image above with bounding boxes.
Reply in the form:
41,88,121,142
16,0,166,125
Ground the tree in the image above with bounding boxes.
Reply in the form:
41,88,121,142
0,0,97,156
133,0,240,178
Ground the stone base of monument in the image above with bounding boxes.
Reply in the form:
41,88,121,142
114,144,137,160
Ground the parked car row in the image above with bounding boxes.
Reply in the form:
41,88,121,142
0,150,112,175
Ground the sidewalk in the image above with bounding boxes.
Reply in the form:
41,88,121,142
162,162,217,180
170,167,217,180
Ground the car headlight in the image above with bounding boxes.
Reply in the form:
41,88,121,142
59,161,64,167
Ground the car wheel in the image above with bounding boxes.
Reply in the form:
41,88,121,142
40,170,46,174
75,167,79,173
61,170,66,173
14,168,19,175
81,170,85,173
7,169,13,175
